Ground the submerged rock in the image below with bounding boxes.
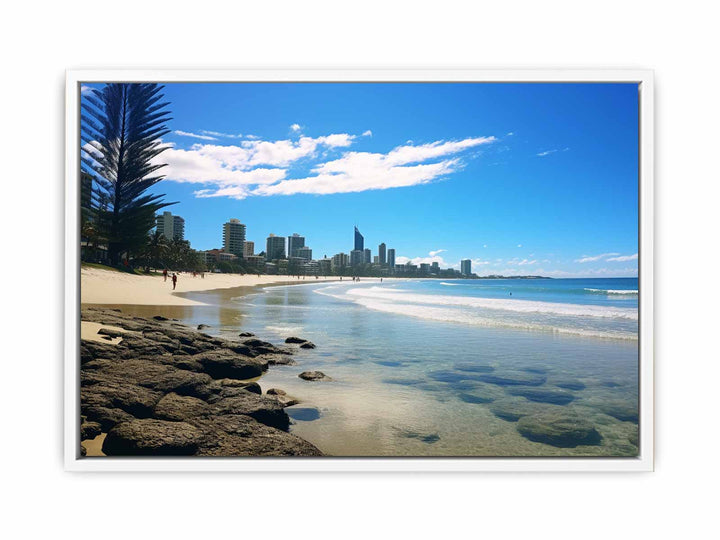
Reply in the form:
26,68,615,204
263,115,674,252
506,386,576,405
489,399,544,422
516,413,602,447
552,378,587,391
476,371,547,387
595,400,638,423
453,362,495,373
299,371,331,381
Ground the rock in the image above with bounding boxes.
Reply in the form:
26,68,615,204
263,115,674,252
266,388,286,395
299,342,316,349
80,443,87,456
521,366,549,374
395,427,441,444
427,370,473,384
263,354,296,366
191,350,265,380
456,383,505,404
197,324,211,330
285,336,308,344
375,360,404,367
190,415,322,456
516,413,602,447
273,395,300,407
453,362,495,373
153,393,211,421
97,327,125,338
80,421,102,441
238,332,255,337
476,371,547,387
489,400,542,422
595,400,638,423
383,377,425,386
209,391,290,430
506,386,576,405
152,315,169,321
552,378,586,391
81,379,164,418
81,406,136,431
299,371,331,381
103,419,204,455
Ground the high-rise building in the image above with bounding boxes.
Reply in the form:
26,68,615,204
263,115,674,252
156,211,186,241
266,234,286,261
287,233,306,258
461,259,472,276
378,243,387,265
420,263,430,274
331,253,349,270
431,261,440,273
350,249,364,266
354,226,364,251
296,246,313,260
364,248,371,264
222,218,246,257
243,241,255,257
373,255,379,264
387,248,396,268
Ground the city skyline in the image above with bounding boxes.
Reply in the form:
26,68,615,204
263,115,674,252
85,82,639,277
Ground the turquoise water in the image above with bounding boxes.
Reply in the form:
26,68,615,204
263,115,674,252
186,278,639,457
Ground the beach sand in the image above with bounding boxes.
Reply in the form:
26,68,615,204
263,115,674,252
81,266,341,306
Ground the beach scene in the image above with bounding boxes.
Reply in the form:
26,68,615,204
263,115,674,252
79,81,639,457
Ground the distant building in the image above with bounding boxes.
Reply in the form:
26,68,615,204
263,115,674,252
420,263,430,274
296,246,313,260
350,249,364,267
156,211,185,241
222,219,246,257
354,226,364,251
318,258,332,275
266,234,286,261
378,243,387,265
431,261,440,273
199,249,238,267
461,259,472,276
331,253,349,270
244,255,265,270
243,241,255,257
387,248,396,268
364,248,371,264
373,255,379,264
287,233,306,258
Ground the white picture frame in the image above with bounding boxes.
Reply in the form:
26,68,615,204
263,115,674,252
65,69,653,472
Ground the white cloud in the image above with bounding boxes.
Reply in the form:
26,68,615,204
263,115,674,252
506,131,514,136
200,130,243,139
362,130,373,137
428,249,446,257
517,244,522,248
536,149,557,157
575,252,620,263
251,137,495,197
483,244,488,248
174,130,218,141
290,123,302,132
518,259,537,266
606,253,638,262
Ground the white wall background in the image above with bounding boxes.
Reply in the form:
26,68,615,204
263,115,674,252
1,1,717,538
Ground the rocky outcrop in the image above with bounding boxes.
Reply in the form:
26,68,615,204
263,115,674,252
285,336,308,344
299,371,331,381
506,386,576,405
80,307,322,457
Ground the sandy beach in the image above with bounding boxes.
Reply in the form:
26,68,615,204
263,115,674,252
81,266,341,306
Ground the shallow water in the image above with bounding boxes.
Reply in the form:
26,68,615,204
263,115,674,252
90,278,639,456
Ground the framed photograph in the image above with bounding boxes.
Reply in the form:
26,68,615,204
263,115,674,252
65,69,653,471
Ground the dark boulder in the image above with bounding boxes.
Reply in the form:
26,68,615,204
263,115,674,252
81,406,136,431
238,332,255,337
152,315,169,321
299,371,331,381
80,421,103,441
210,391,290,430
103,419,203,456
197,324,211,330
516,413,602,447
266,388,286,396
191,350,264,380
552,378,586,391
299,342,316,349
285,336,308,344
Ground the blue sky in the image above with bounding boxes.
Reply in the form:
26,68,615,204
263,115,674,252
83,82,639,277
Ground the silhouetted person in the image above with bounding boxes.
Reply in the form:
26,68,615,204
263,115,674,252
172,273,177,290
163,269,168,282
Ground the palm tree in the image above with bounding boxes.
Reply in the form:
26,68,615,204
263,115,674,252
143,229,169,272
81,83,174,265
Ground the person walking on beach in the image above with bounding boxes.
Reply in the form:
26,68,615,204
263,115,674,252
163,269,168,282
172,273,177,290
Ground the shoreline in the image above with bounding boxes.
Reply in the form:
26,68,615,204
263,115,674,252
81,266,345,307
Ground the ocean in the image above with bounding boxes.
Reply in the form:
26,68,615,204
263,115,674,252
182,277,639,457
